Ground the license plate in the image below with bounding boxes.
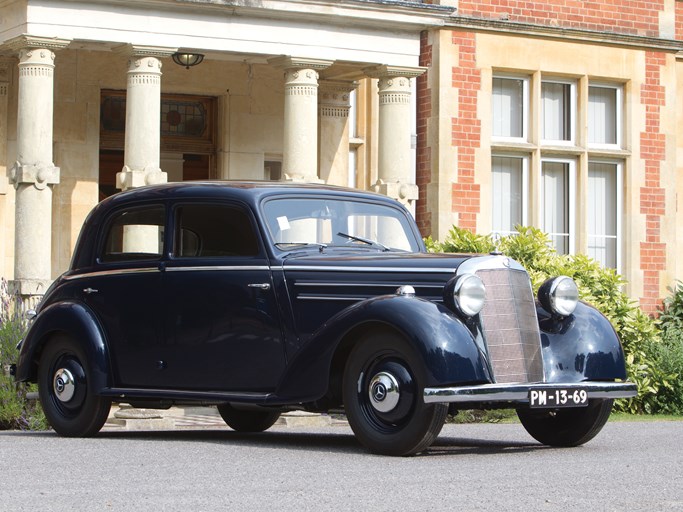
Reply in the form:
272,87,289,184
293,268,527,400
529,388,589,408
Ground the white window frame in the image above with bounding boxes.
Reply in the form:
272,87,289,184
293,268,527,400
541,79,576,146
491,153,529,237
587,160,623,271
492,74,530,143
588,83,623,150
541,157,576,255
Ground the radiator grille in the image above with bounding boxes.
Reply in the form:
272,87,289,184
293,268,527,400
476,268,543,384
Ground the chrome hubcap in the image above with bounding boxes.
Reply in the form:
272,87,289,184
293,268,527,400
368,372,400,413
53,368,76,403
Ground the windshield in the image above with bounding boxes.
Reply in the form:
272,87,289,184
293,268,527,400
262,197,421,252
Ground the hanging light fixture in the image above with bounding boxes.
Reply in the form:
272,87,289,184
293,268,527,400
172,52,204,69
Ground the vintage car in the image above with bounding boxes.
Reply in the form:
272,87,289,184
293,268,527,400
14,181,636,455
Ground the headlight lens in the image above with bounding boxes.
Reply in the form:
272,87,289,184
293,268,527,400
538,276,578,317
444,274,486,317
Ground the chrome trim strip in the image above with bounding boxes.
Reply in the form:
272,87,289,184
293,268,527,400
166,266,270,272
294,281,444,289
285,265,457,274
63,268,161,280
298,295,367,301
456,254,526,275
423,382,637,404
101,387,271,402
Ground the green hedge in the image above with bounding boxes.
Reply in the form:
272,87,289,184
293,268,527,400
427,226,681,414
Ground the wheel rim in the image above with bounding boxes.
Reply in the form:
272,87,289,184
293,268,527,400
48,354,87,415
358,356,416,433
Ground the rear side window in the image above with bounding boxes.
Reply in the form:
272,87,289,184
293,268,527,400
174,204,259,258
100,205,166,262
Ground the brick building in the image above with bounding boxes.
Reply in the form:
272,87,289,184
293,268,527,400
1,0,682,312
417,0,683,313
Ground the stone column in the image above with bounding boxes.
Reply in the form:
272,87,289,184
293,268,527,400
318,80,358,186
269,57,332,182
6,36,70,306
116,45,176,191
365,65,425,207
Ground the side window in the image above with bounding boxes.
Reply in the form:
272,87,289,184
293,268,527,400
101,205,166,262
174,204,259,258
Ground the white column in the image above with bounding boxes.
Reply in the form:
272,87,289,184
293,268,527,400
318,81,358,186
269,57,332,182
365,65,425,207
116,45,176,191
6,36,70,303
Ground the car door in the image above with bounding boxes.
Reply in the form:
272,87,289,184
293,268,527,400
158,202,286,391
81,203,167,388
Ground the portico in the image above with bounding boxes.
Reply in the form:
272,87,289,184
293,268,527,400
0,0,452,302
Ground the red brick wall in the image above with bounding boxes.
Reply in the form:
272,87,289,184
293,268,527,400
639,51,667,315
416,31,432,236
677,1,683,40
450,31,481,232
456,0,665,38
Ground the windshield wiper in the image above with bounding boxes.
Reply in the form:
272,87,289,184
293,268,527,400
275,242,327,252
336,232,389,251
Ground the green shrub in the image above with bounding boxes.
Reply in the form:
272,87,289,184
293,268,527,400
0,278,47,430
652,282,683,414
429,226,677,414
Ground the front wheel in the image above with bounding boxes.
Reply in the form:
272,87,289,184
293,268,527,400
217,403,281,432
342,332,447,456
38,336,111,437
516,399,614,447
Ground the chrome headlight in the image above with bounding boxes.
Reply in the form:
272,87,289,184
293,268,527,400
538,276,578,317
444,274,486,317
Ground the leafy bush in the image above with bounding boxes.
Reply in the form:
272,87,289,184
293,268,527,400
0,278,47,430
429,226,677,414
652,282,683,414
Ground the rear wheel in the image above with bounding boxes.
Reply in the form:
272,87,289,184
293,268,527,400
517,399,614,447
342,332,447,456
38,336,111,437
217,404,281,432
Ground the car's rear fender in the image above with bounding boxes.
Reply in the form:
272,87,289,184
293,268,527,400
15,301,110,392
273,295,491,402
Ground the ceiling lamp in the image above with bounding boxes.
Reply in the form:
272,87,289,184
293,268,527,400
172,52,204,69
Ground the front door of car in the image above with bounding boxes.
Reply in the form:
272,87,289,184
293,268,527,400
158,202,286,391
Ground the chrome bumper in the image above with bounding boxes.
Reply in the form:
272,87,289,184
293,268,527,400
423,381,637,404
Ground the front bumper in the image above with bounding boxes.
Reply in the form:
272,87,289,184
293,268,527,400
423,381,637,405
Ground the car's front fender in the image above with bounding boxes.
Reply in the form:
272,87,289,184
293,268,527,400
15,301,110,392
273,295,490,402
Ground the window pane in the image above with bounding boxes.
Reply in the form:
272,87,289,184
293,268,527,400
542,82,571,141
175,205,259,258
588,86,617,145
492,156,524,235
542,161,570,254
101,206,165,262
492,78,524,138
588,162,618,268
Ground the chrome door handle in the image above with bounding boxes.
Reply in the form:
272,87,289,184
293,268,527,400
83,288,99,294
248,283,271,290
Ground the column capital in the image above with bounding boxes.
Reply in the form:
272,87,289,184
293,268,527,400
363,65,426,80
268,56,333,71
114,44,178,59
9,162,60,190
319,80,358,118
3,35,71,53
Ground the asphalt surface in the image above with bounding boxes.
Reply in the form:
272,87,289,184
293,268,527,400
1,420,681,511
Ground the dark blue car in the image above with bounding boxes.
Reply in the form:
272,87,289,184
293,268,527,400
14,181,636,455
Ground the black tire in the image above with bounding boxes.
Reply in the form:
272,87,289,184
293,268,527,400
517,399,614,447
217,403,281,432
38,336,111,437
342,332,448,456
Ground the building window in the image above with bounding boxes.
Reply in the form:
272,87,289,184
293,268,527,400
541,159,575,254
588,84,622,148
491,155,528,236
541,80,575,144
492,76,528,141
588,161,622,270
